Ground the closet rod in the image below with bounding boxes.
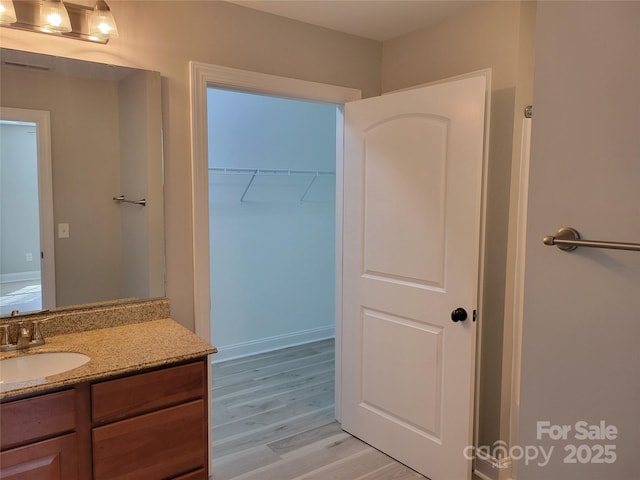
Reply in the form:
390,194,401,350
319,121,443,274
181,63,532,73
543,227,640,252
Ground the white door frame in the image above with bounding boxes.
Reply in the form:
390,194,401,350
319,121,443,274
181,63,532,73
189,62,361,420
506,115,532,479
0,107,56,309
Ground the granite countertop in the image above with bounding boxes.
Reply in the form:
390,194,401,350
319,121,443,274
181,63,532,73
0,318,217,400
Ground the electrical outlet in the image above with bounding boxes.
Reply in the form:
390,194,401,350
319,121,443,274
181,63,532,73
26,253,33,261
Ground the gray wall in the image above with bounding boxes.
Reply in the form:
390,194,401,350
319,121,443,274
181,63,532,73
518,2,640,478
119,69,165,300
0,65,163,307
0,67,123,305
0,0,383,328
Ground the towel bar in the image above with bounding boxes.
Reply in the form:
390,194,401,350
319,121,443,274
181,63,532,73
113,195,146,207
543,227,640,252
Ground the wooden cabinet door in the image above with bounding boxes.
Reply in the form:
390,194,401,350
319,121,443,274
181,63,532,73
0,433,78,480
92,400,206,480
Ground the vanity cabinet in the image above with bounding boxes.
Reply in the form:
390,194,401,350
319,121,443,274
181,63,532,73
0,358,209,480
91,360,208,480
0,390,81,479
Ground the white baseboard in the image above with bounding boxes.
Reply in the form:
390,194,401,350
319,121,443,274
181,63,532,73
474,453,513,480
212,325,335,363
0,271,41,284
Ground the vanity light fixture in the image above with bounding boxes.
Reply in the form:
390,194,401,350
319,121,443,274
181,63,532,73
89,0,118,40
0,0,118,43
0,0,17,24
40,0,72,33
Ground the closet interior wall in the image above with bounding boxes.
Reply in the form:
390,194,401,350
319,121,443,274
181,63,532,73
208,88,338,361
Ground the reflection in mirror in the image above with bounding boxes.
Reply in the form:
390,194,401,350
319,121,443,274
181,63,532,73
0,107,54,314
0,48,165,315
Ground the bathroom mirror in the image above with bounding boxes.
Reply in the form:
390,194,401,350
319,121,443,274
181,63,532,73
0,48,165,315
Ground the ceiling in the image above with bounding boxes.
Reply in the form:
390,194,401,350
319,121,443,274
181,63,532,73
225,1,476,42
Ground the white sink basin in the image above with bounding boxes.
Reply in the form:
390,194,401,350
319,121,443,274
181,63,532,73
0,352,90,384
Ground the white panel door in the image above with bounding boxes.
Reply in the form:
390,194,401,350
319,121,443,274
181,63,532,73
341,75,487,480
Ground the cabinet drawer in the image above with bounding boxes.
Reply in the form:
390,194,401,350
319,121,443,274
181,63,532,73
0,433,78,480
91,360,205,423
92,399,207,480
0,390,76,450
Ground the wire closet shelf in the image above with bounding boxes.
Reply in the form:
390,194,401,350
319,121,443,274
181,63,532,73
209,167,336,203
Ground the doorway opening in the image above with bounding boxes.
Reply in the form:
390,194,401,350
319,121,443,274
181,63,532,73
207,88,338,361
207,87,339,464
191,61,362,476
0,108,55,315
0,120,41,314
192,63,487,480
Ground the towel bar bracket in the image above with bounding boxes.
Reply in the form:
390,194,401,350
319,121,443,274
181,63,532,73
543,227,581,251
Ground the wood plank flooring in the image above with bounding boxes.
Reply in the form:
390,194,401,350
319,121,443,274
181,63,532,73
0,279,41,315
211,339,428,480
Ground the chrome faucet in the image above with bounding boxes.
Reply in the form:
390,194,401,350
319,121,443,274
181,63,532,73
0,320,46,352
16,322,31,348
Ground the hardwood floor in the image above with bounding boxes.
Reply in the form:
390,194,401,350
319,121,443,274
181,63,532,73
211,339,428,480
0,279,41,315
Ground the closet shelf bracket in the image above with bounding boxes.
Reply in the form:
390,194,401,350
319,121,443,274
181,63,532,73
300,174,318,204
240,170,258,203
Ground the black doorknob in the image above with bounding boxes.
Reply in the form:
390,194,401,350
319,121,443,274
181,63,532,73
451,308,468,322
